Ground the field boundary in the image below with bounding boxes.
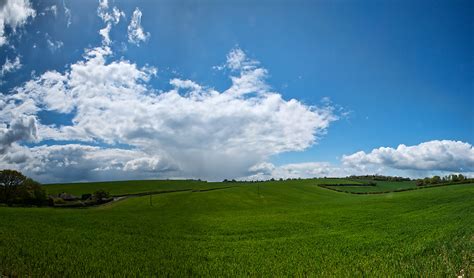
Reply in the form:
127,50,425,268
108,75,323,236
318,181,473,195
319,183,375,187
113,188,192,198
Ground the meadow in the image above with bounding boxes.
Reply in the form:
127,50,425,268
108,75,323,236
0,178,472,276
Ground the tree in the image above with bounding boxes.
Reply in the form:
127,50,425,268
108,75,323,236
16,178,47,206
431,176,441,184
415,180,424,186
0,169,27,204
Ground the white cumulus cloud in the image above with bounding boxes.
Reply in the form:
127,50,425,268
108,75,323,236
342,140,474,173
0,44,339,182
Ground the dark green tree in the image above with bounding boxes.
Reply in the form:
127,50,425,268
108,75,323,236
431,176,441,184
0,169,27,205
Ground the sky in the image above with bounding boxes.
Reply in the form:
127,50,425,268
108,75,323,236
0,0,473,183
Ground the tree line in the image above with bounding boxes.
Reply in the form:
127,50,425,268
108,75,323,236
0,169,112,207
348,175,411,182
415,174,472,186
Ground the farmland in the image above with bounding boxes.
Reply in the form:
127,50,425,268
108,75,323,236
0,179,473,276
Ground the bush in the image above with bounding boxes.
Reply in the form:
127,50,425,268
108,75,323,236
94,189,110,201
19,178,48,206
81,193,92,200
49,197,66,205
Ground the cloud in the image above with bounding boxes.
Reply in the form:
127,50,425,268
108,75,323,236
170,78,202,90
46,38,63,52
342,140,474,173
0,0,36,46
243,140,474,180
225,48,259,72
1,45,339,182
244,161,352,180
43,5,57,17
123,156,178,173
0,55,21,76
0,144,179,183
127,8,149,46
97,0,123,24
97,0,125,45
45,33,63,52
0,116,37,154
99,23,112,45
62,0,71,27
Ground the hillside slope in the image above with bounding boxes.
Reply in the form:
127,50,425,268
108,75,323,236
1,180,472,276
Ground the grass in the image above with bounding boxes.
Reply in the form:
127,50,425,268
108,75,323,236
0,179,473,276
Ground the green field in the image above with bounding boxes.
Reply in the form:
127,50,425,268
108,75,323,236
43,178,354,196
1,179,473,276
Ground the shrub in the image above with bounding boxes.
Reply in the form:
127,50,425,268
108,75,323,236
94,189,110,200
81,193,92,200
51,197,66,205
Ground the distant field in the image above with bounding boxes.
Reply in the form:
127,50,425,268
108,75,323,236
1,179,472,276
44,179,215,196
324,180,418,193
44,178,355,196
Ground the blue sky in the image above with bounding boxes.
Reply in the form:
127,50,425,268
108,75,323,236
0,0,473,182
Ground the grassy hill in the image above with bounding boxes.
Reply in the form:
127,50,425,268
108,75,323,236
1,179,472,276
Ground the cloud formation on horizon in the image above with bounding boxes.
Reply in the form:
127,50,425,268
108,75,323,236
245,140,474,180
